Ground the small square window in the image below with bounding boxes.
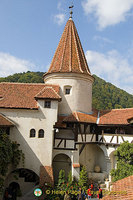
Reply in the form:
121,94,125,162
44,101,51,108
65,88,71,95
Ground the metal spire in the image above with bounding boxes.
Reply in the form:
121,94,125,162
69,4,74,19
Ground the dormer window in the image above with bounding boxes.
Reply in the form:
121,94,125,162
64,86,72,95
44,100,51,108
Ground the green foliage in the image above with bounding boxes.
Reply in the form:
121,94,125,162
67,171,72,185
78,166,88,191
0,132,24,192
110,141,133,182
0,71,44,83
58,169,66,186
1,72,133,110
11,142,25,167
92,75,133,110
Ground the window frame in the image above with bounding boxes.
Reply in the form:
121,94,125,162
44,100,51,108
30,128,36,138
64,85,72,95
38,129,44,138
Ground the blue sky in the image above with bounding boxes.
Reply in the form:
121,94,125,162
0,0,133,94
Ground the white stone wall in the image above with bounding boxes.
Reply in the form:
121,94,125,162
44,73,93,114
0,99,58,176
79,144,107,173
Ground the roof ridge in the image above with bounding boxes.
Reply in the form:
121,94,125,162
69,22,72,72
0,82,60,87
0,82,45,85
59,22,70,71
72,21,83,73
74,111,79,121
73,22,90,74
35,86,61,99
0,113,15,125
101,108,133,111
49,87,61,99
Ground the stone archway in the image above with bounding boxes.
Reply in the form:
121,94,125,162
109,151,117,170
79,144,108,182
4,168,39,197
53,154,71,183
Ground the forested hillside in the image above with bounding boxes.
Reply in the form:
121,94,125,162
92,75,133,110
0,71,133,110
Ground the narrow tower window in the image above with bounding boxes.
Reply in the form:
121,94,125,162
66,88,71,94
30,129,36,137
64,86,72,95
38,129,44,138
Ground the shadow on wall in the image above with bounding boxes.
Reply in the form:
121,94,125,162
79,144,107,172
3,128,54,198
4,169,39,197
58,88,72,115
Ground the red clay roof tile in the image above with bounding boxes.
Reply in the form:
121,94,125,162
46,19,92,76
0,83,61,109
0,114,14,126
102,175,133,200
99,108,133,125
63,110,98,124
35,86,61,101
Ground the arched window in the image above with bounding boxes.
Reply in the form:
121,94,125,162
38,129,44,138
30,129,36,137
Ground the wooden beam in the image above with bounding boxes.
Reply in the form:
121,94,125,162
121,136,125,142
64,139,66,148
79,144,86,155
54,137,74,140
102,135,107,143
57,139,63,147
54,147,77,151
84,124,88,134
117,136,118,144
110,135,114,143
103,133,133,137
90,134,94,142
75,141,120,146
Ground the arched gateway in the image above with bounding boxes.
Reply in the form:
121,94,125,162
53,154,71,183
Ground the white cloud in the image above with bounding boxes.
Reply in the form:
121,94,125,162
82,0,133,29
0,52,35,77
93,35,113,44
54,14,65,26
86,50,133,94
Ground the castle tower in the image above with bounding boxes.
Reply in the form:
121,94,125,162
44,17,94,115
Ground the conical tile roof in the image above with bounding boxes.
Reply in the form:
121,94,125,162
47,18,92,75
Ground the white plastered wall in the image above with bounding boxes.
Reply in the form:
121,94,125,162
44,73,93,115
0,99,58,176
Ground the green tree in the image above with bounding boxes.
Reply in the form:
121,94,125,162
67,170,72,185
78,166,88,191
110,141,133,182
57,169,66,186
0,132,24,192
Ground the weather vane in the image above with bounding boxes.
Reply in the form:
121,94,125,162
69,3,74,18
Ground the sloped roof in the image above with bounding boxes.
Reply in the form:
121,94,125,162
99,108,133,125
102,175,133,200
0,114,14,126
64,111,98,124
0,83,61,109
47,19,92,76
35,86,61,101
55,108,133,127
54,110,98,128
